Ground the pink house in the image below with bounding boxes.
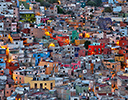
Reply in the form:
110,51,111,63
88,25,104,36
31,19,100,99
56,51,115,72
11,23,17,32
79,49,87,57
71,61,81,70
5,84,15,97
60,61,81,70
60,63,71,68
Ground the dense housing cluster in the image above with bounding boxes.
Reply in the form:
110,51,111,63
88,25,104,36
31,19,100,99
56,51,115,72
0,0,128,100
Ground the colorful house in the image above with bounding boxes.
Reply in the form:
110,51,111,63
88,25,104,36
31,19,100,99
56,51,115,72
115,54,124,62
119,37,128,47
71,61,81,70
103,58,121,73
24,75,55,90
11,23,17,34
38,60,58,75
51,36,70,46
33,52,50,66
72,30,79,43
78,49,87,57
61,61,81,71
103,47,111,55
0,58,6,69
6,61,19,75
88,43,105,55
19,10,36,23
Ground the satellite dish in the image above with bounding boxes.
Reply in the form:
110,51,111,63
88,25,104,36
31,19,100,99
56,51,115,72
83,70,87,73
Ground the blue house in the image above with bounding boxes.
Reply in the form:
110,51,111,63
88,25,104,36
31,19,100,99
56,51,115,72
0,58,6,69
33,52,50,66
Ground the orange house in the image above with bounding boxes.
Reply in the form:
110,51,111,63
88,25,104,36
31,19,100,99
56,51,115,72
38,59,58,75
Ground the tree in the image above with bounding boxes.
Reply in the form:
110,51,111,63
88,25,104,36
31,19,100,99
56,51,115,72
95,0,102,6
90,9,93,12
84,41,91,49
47,0,58,3
41,1,50,7
56,6,65,14
90,14,94,19
104,7,112,13
87,1,96,6
36,0,58,4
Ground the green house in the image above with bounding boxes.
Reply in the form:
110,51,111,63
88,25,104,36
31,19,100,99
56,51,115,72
72,30,79,43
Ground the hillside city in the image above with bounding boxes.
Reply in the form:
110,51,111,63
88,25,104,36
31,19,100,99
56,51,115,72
0,0,128,100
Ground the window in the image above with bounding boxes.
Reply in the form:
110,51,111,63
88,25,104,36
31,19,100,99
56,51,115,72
125,80,127,82
51,83,53,89
16,77,17,79
47,63,49,67
45,83,47,85
40,83,43,88
35,83,37,88
16,42,18,44
89,48,91,50
7,91,8,94
11,90,13,93
9,84,11,88
1,50,5,54
98,48,100,51
20,77,21,80
112,65,114,68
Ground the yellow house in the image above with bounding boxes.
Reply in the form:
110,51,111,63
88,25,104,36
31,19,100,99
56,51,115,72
75,39,86,46
24,75,55,90
115,54,124,62
75,40,80,46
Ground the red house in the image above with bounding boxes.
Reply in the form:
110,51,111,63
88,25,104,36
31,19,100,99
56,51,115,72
52,36,70,46
119,48,128,62
119,37,128,47
78,49,87,57
88,43,105,55
21,28,30,34
103,47,111,55
6,61,19,75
